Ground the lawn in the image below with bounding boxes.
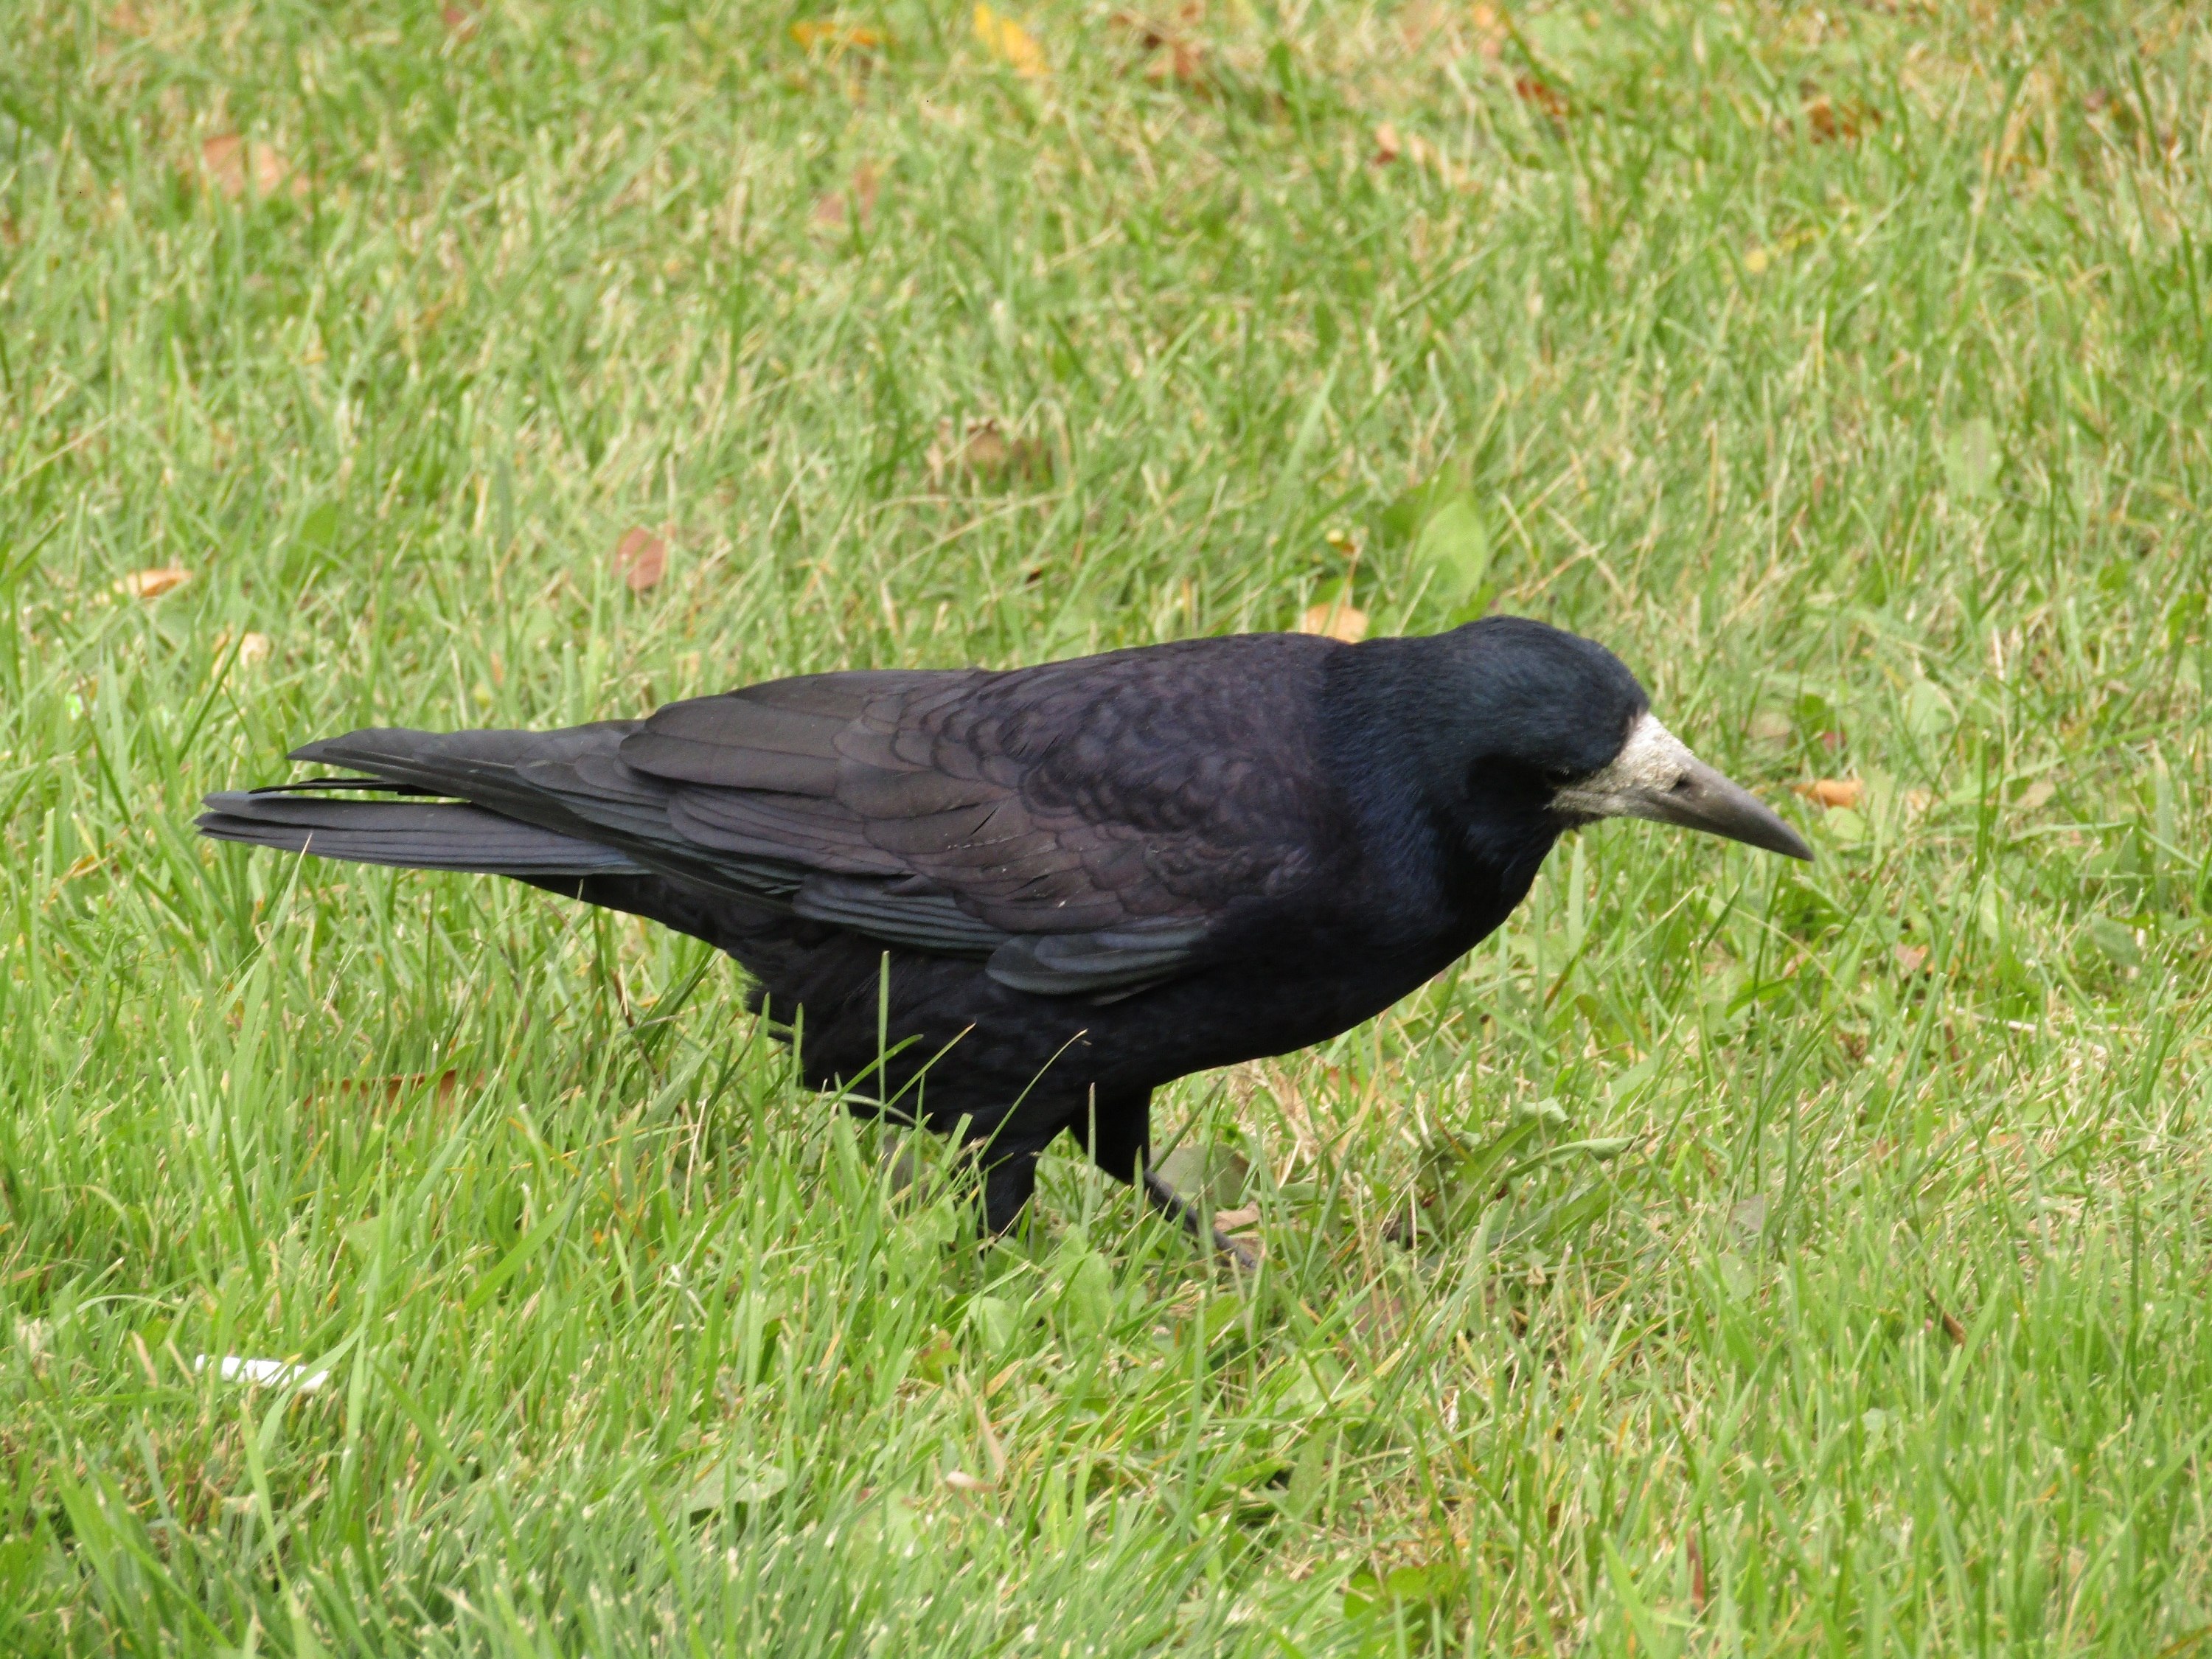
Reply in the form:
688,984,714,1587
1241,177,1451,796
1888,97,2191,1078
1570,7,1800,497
4,0,2211,1651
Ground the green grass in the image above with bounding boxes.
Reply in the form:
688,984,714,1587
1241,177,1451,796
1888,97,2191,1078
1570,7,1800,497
4,0,2211,1650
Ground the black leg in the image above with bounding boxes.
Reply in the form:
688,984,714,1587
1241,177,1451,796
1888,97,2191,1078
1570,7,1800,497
1139,1168,1260,1273
1074,1086,1152,1184
1074,1087,1259,1271
980,1144,1045,1237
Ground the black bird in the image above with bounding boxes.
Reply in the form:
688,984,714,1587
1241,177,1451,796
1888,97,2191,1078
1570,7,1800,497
199,616,1809,1255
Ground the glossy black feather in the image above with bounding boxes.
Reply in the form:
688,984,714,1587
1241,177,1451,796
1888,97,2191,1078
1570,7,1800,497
201,617,1655,1228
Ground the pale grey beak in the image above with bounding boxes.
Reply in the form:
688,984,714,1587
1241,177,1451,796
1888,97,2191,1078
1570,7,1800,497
1553,712,1812,861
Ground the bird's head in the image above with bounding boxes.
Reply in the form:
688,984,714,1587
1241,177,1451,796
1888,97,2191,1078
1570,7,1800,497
1384,615,1812,867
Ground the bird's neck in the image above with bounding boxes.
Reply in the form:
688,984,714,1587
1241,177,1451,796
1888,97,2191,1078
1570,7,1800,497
1318,642,1562,946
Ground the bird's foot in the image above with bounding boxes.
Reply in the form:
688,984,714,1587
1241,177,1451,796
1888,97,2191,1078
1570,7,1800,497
1142,1169,1260,1273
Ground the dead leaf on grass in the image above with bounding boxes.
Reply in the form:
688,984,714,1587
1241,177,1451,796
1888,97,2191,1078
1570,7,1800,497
1298,597,1367,643
199,133,301,201
1800,82,1878,144
613,526,667,593
440,2,476,34
1110,12,1207,86
1793,777,1862,810
119,566,192,599
1925,1291,1967,1345
1371,124,1461,186
1514,77,1569,122
335,1070,465,1107
813,159,882,229
1742,226,1818,276
973,3,1046,78
212,626,272,669
1893,943,1930,975
790,19,883,53
928,417,1050,487
1147,38,1206,86
1468,3,1506,59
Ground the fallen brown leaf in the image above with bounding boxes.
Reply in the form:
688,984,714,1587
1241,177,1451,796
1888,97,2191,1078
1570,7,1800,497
813,160,882,229
964,423,1008,473
614,527,667,593
119,567,192,599
1112,7,1169,47
440,2,475,33
200,133,299,201
1793,777,1862,810
928,417,1049,487
1893,943,1930,975
1925,1291,1966,1346
973,3,1046,78
1144,36,1206,87
1371,122,1402,165
1514,77,1569,122
1212,1204,1260,1232
1297,599,1367,644
336,1070,463,1107
1106,4,1207,86
1801,83,1877,144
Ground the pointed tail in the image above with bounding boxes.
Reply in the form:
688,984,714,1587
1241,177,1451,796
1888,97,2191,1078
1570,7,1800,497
197,789,645,877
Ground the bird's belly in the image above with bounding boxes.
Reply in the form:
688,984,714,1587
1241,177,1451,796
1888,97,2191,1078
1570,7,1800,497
1085,929,1479,1086
737,908,1487,1123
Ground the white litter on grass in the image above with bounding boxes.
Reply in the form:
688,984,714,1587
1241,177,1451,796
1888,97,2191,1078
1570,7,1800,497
194,1354,330,1392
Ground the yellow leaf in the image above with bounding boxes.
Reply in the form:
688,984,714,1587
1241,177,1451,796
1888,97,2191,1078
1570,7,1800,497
790,19,883,52
119,567,192,599
1792,777,1862,810
973,3,1046,77
1744,226,1816,275
1298,599,1368,644
214,625,272,668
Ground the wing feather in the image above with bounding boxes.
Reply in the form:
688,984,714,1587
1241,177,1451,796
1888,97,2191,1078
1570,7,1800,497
610,639,1341,994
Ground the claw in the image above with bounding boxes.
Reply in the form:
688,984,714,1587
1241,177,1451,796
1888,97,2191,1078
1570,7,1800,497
1142,1168,1259,1273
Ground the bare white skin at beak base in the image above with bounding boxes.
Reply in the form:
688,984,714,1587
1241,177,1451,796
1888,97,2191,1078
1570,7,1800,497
1551,712,1813,861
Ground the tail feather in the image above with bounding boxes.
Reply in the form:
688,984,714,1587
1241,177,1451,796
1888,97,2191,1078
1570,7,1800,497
283,723,633,827
198,789,647,877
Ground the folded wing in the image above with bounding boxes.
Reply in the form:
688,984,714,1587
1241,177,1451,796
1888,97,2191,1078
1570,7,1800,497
232,636,1338,997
